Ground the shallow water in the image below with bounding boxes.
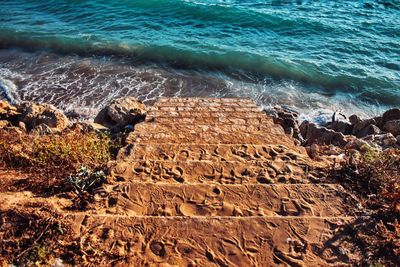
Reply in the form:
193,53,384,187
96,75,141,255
0,0,399,121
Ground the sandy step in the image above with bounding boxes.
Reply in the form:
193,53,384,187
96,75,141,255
110,160,311,184
92,182,356,217
128,128,288,145
69,214,360,266
119,143,307,163
146,111,267,119
149,106,261,113
156,97,255,104
154,101,259,108
145,115,271,125
133,123,284,138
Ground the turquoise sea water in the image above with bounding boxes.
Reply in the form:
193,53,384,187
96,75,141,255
0,0,399,119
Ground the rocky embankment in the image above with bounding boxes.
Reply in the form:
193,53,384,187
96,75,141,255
269,105,400,158
1,97,400,156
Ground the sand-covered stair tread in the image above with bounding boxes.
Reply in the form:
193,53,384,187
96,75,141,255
90,182,357,217
120,143,307,162
110,159,311,184
68,214,361,266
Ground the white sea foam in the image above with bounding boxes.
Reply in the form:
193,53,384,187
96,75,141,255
0,76,21,104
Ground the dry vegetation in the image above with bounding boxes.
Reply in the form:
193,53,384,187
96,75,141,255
327,147,400,265
0,128,120,195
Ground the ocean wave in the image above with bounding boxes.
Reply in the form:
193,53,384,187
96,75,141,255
0,31,398,105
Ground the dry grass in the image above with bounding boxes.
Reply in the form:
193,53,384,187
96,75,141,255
0,128,119,195
0,206,78,266
327,148,400,265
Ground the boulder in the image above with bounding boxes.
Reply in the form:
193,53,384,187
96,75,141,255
300,121,347,147
68,122,110,134
0,100,19,122
383,119,400,136
330,120,353,135
271,106,302,141
0,120,10,128
373,116,384,128
31,124,53,135
349,114,362,125
16,102,70,132
397,135,400,144
382,108,400,123
357,124,381,138
94,97,146,131
363,133,397,147
352,118,376,137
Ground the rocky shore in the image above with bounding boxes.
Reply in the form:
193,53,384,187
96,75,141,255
269,105,400,157
0,97,399,266
1,97,400,154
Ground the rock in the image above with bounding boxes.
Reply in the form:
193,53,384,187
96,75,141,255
330,120,353,135
68,122,110,134
352,118,376,136
397,135,400,144
0,120,10,128
16,102,70,132
357,124,381,138
31,124,53,135
363,133,397,147
300,121,347,147
94,97,146,131
0,100,19,122
349,114,361,125
382,108,400,123
383,120,400,136
373,116,384,128
270,106,304,142
18,121,26,132
382,134,397,147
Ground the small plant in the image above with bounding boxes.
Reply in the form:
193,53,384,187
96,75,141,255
68,166,106,209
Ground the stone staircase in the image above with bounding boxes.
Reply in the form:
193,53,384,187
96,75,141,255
69,98,360,266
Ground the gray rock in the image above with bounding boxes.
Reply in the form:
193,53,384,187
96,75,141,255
330,120,353,135
16,102,70,132
349,114,362,125
357,124,381,138
95,96,146,131
382,108,400,123
363,133,397,147
32,124,53,135
382,134,397,147
301,121,347,147
383,119,400,136
373,116,384,128
397,135,400,144
68,122,110,134
352,118,376,136
271,106,302,141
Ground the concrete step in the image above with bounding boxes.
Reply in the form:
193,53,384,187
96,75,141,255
133,123,281,137
156,97,256,105
69,214,360,266
92,182,356,217
144,115,271,125
119,143,307,163
110,160,311,184
128,130,288,145
150,106,261,113
146,111,267,119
